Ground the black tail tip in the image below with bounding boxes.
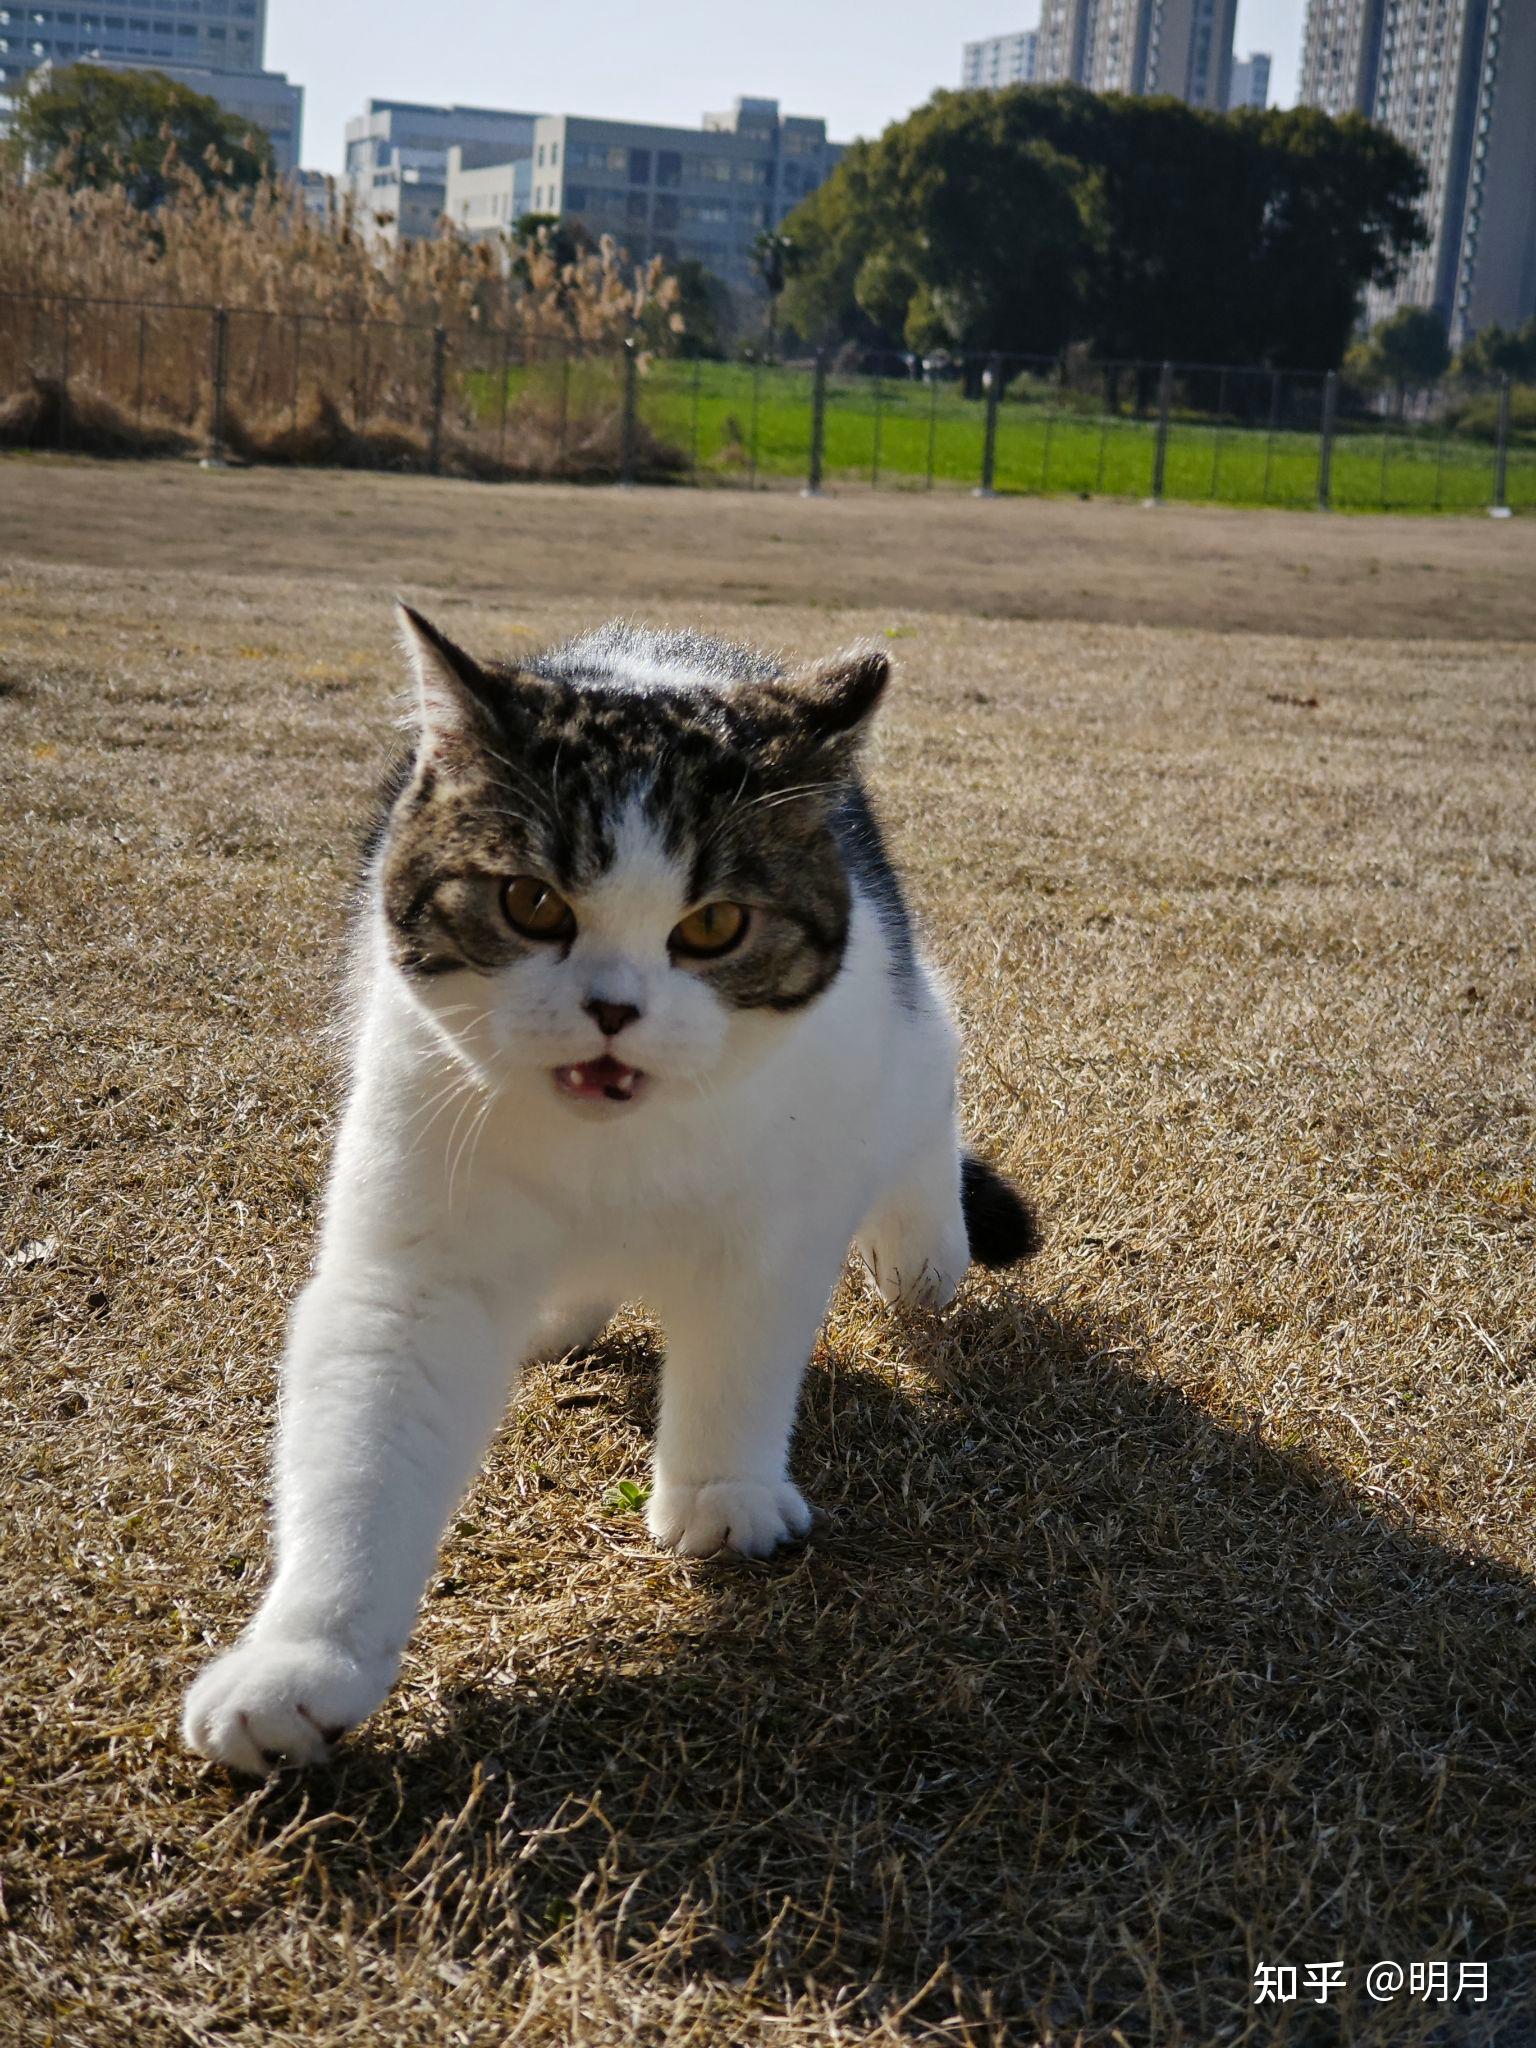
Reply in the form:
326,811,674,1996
961,1152,1041,1269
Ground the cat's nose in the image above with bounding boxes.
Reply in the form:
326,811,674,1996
584,998,641,1038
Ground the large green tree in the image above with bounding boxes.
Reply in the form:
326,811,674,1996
780,86,1425,372
781,92,1091,358
6,62,273,209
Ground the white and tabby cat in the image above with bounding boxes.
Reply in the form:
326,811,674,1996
182,610,1036,1774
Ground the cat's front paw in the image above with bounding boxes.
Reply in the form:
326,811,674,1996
647,1476,814,1559
181,1636,397,1775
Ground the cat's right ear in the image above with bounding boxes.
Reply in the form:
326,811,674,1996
395,602,502,751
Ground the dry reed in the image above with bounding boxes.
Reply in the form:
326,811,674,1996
0,161,685,475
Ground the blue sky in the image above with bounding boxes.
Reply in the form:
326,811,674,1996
272,0,1307,178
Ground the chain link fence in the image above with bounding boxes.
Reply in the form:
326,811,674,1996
2,292,1529,514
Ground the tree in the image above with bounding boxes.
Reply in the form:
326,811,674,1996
1234,107,1428,370
777,86,1426,372
638,259,732,358
751,229,794,361
780,91,1091,359
6,63,274,208
1456,317,1536,385
512,213,593,271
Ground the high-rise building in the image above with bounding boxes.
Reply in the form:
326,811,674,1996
1298,0,1386,114
529,98,843,298
970,0,1236,108
0,2,303,173
962,30,1041,86
1227,51,1272,107
1299,0,1536,342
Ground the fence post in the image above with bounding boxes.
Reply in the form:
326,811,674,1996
134,303,147,432
1317,369,1338,509
974,353,1001,496
57,298,71,449
804,346,827,496
497,328,512,475
619,335,640,485
204,305,230,466
1149,360,1173,500
1491,372,1511,516
428,324,447,475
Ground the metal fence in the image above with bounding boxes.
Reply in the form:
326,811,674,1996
1,291,1530,514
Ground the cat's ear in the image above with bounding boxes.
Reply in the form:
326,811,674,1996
780,646,890,744
395,602,503,750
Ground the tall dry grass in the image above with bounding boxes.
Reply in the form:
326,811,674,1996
0,156,686,476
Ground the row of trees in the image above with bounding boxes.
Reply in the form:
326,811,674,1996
773,86,1427,374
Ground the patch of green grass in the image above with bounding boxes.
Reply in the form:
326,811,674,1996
467,358,1532,513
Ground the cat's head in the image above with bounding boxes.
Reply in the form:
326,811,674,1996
372,607,889,1114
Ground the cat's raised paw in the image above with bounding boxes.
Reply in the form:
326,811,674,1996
181,1636,396,1775
647,1476,814,1559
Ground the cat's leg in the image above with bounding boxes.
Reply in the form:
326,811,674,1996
856,1125,971,1310
524,1296,616,1365
644,1241,847,1559
182,1268,530,1774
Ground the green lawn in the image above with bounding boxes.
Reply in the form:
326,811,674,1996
466,358,1532,513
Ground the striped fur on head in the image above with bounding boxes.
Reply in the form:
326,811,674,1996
377,608,890,1012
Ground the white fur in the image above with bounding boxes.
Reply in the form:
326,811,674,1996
182,643,970,1775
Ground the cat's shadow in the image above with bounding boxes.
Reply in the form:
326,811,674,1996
251,1296,1536,2034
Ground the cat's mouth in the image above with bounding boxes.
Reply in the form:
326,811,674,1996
551,1054,647,1106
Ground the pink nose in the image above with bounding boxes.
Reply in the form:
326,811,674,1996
585,999,640,1037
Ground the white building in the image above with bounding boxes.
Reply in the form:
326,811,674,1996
962,30,1041,85
444,146,534,244
1227,50,1271,107
343,98,541,245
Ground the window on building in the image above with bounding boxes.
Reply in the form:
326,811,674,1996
537,143,544,166
626,190,646,225
565,183,587,209
653,192,678,230
629,147,650,183
656,148,681,187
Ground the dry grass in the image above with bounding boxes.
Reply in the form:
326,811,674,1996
0,168,683,474
2,476,1535,2045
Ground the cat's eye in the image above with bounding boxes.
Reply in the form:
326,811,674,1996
670,901,748,959
503,875,575,942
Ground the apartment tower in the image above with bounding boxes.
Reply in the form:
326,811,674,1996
1299,0,1536,340
977,0,1237,108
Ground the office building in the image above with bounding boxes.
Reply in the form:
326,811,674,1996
974,0,1237,108
1227,50,1271,106
0,1,302,172
343,98,541,245
1299,0,1536,342
445,145,534,243
527,97,843,297
962,30,1040,85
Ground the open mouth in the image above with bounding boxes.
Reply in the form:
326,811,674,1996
551,1054,646,1105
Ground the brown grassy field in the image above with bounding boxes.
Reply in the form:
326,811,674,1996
3,459,1535,2045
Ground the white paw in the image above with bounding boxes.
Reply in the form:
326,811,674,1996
647,1476,814,1559
181,1635,398,1775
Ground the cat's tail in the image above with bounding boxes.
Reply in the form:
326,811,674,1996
960,1152,1041,1269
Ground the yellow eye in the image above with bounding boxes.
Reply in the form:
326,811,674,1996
670,901,748,959
503,875,575,941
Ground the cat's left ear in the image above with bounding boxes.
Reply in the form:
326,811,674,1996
775,646,889,750
395,602,505,750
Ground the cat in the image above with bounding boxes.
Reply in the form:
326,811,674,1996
181,607,1037,1774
